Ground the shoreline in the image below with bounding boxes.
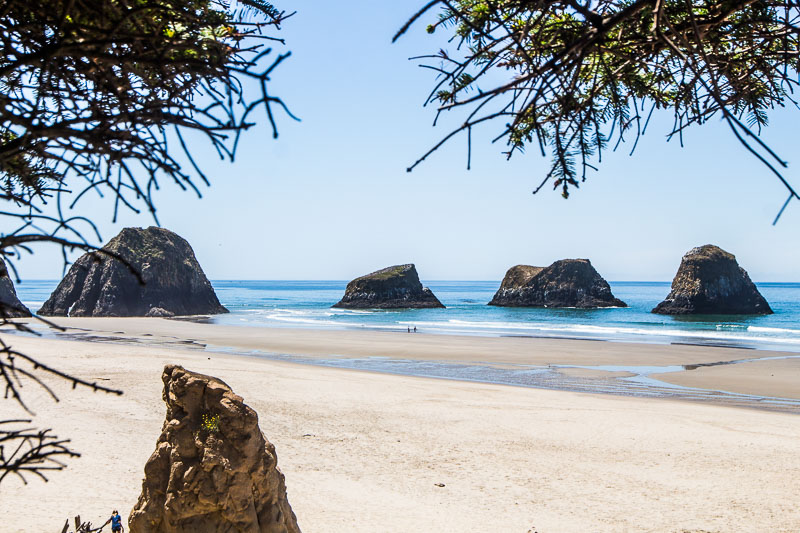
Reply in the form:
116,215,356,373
210,313,800,353
1,331,799,532
16,279,800,353
6,316,800,405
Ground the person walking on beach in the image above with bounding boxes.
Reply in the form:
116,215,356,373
413,326,417,333
103,510,124,533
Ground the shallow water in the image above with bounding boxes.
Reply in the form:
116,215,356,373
205,345,800,414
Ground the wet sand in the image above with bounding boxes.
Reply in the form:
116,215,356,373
654,356,800,399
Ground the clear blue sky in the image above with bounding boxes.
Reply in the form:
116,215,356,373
16,1,800,282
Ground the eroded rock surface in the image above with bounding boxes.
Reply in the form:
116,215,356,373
652,245,772,315
38,227,227,317
0,259,31,318
333,264,444,309
489,260,626,308
129,365,300,533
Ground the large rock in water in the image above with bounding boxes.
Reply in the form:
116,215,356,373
332,264,444,309
0,259,31,318
38,227,227,317
489,260,626,308
652,245,772,315
129,365,301,533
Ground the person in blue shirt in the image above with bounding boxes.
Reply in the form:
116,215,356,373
102,510,124,533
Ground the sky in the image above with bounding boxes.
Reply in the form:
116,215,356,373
14,1,800,282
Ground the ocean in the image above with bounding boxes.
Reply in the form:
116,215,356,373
15,280,800,352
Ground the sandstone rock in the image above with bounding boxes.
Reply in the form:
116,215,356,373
489,260,626,308
38,227,227,317
129,365,301,533
333,264,444,309
652,245,772,315
0,259,31,318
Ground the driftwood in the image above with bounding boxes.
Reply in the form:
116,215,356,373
59,515,104,533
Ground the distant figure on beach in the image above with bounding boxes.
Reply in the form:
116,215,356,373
407,327,411,333
413,326,417,333
103,510,124,533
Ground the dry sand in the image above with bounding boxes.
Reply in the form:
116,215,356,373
1,323,799,532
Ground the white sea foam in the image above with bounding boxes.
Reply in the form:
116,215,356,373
224,310,800,347
397,319,800,345
748,326,800,335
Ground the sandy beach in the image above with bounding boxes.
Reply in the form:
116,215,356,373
1,321,799,532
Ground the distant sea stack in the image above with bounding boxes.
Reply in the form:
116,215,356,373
333,264,444,309
489,260,626,308
652,245,772,315
38,227,228,317
0,259,31,318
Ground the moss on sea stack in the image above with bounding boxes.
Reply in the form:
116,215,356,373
489,259,626,308
39,227,227,317
333,264,444,309
652,245,772,315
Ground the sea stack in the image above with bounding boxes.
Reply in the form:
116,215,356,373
128,365,301,533
489,259,626,308
38,227,227,317
333,264,444,309
652,245,772,315
0,259,31,318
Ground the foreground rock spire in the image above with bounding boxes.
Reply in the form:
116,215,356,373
0,259,31,317
129,365,301,533
489,259,626,308
333,264,444,309
38,227,227,317
652,244,772,315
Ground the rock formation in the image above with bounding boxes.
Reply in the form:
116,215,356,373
332,264,444,309
652,245,772,315
129,365,301,533
38,227,227,317
0,259,31,318
489,259,626,308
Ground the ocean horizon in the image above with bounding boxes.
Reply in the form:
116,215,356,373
16,280,800,352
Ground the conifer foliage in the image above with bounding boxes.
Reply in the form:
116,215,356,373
0,0,291,484
397,0,799,213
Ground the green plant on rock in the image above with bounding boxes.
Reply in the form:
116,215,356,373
201,413,221,433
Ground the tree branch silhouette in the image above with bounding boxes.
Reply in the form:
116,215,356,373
397,0,799,220
0,0,293,483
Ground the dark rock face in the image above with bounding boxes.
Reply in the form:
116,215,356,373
0,259,31,318
38,227,227,317
333,264,444,309
129,365,301,533
489,260,626,308
652,245,772,315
